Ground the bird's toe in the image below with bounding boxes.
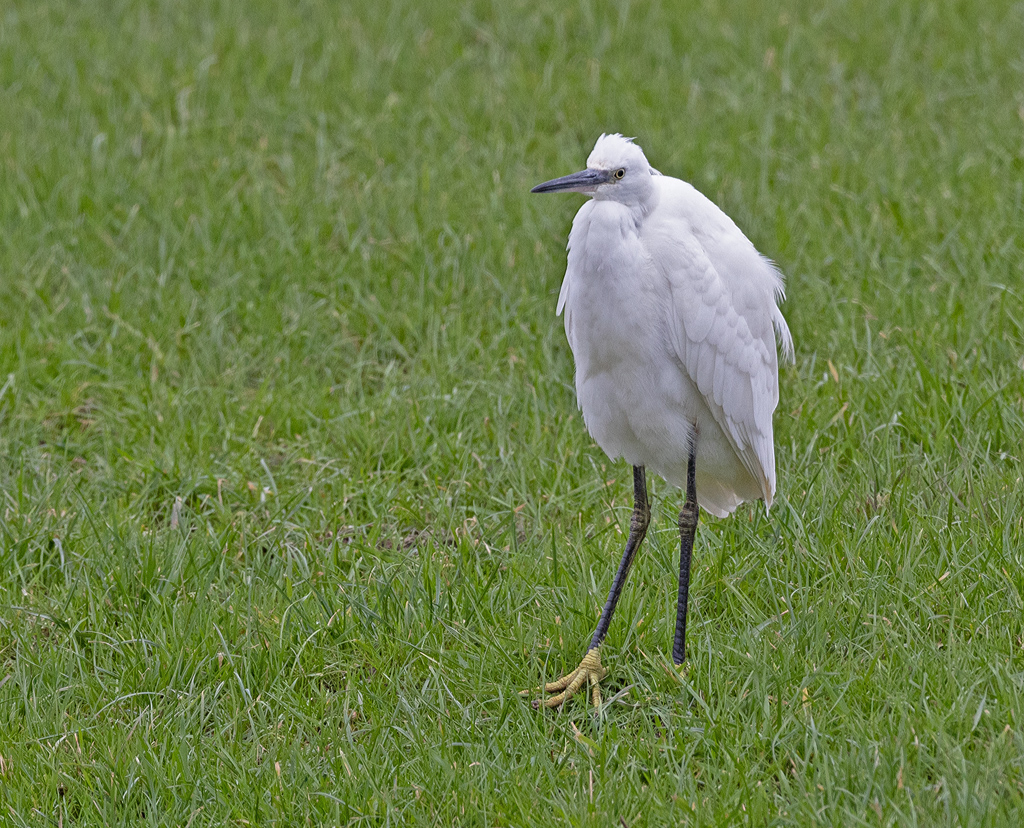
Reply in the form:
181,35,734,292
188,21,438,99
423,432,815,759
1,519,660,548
526,648,607,710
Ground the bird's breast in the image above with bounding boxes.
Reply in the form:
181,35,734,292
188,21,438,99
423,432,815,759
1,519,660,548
563,203,663,371
561,203,699,462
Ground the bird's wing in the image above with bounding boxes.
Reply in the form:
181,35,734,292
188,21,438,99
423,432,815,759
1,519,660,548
653,227,785,505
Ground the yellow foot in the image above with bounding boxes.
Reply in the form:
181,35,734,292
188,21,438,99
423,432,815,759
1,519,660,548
672,659,691,679
523,647,607,709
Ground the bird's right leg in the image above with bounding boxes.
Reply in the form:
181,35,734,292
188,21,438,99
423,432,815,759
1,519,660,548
673,442,699,665
525,465,651,709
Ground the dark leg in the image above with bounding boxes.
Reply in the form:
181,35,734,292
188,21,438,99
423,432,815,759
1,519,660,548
588,465,651,650
673,443,699,665
529,465,651,708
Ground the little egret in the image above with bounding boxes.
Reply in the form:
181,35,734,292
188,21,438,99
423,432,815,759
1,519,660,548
526,134,793,708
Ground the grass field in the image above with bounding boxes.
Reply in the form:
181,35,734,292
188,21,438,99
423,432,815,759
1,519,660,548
2,0,1024,824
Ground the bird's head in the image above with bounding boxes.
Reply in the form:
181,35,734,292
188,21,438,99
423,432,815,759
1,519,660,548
531,134,657,205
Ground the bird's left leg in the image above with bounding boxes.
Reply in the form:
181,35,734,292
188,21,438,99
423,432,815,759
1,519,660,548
525,465,651,709
673,441,699,665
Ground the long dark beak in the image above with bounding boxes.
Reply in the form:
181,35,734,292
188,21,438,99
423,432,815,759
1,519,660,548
531,168,610,194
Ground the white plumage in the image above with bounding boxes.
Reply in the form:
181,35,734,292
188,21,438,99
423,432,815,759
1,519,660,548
549,134,792,517
525,133,794,708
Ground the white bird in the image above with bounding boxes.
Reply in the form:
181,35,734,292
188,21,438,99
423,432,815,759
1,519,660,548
526,134,793,708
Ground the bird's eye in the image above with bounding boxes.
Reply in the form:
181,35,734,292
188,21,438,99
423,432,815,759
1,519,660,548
613,168,625,180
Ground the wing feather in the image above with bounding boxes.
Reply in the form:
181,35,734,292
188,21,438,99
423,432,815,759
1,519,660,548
654,232,786,505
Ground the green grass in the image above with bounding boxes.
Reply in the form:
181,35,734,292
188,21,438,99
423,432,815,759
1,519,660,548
2,0,1023,824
